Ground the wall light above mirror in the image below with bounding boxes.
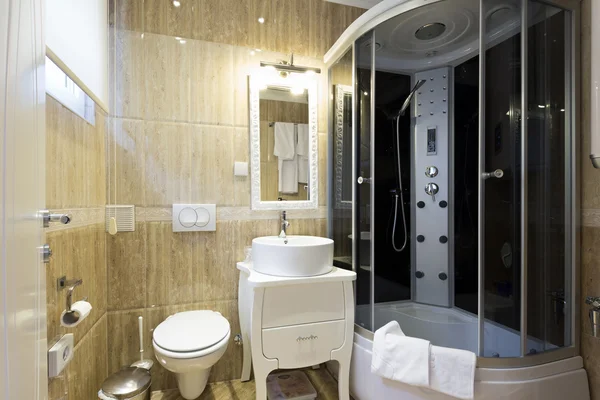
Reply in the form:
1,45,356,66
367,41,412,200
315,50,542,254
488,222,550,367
249,62,319,210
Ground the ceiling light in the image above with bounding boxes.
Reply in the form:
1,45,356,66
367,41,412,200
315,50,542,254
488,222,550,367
258,17,265,24
250,50,256,56
175,36,181,40
173,0,181,7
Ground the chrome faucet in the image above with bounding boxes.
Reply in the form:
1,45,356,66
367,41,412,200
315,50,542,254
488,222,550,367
279,211,290,239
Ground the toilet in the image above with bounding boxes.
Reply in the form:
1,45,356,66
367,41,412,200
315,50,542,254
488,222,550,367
152,310,230,399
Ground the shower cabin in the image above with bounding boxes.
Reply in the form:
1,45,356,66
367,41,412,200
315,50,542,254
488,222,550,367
327,0,583,379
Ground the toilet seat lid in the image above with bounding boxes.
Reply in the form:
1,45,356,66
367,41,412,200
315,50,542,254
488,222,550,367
153,310,230,353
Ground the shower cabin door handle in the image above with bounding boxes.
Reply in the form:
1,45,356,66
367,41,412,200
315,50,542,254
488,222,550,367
357,176,372,184
482,169,504,180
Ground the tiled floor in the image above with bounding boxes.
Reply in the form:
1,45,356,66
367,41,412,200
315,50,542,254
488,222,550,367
151,367,345,400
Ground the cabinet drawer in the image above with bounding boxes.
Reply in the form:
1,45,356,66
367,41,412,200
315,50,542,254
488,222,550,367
262,320,345,368
262,282,345,328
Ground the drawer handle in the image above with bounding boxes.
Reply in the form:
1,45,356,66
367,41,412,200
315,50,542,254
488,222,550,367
296,335,318,342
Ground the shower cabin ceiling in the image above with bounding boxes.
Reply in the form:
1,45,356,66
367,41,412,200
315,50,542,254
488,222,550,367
370,0,526,73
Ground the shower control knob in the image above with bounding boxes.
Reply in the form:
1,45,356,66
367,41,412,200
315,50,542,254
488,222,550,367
415,271,425,279
425,166,438,178
439,200,447,208
438,272,448,281
417,201,425,208
439,235,448,244
425,182,439,201
417,235,425,243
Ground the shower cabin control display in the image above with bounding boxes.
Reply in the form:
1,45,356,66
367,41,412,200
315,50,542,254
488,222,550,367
427,127,437,155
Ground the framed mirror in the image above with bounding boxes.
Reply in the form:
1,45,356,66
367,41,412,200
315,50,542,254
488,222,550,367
249,72,318,210
334,84,352,209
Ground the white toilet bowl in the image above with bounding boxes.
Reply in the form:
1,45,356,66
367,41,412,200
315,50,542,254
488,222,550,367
152,310,230,399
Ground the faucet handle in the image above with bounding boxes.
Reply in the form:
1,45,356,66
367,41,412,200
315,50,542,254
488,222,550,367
586,296,600,309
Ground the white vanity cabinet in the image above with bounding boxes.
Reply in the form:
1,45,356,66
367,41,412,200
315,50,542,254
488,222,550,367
237,262,356,400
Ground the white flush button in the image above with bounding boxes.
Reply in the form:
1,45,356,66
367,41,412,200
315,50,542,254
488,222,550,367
195,207,210,227
179,207,197,228
173,204,216,232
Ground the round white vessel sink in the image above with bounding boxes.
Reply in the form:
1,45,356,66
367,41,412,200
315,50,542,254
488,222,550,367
251,236,334,277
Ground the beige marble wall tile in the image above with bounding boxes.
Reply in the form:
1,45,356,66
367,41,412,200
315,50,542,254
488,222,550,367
145,122,192,206
48,373,68,400
114,30,146,119
111,0,145,32
107,223,147,310
146,222,196,307
46,96,107,209
65,315,108,400
107,118,146,206
145,0,192,39
583,333,600,400
46,224,107,348
191,41,235,125
144,33,191,122
232,47,255,127
192,0,250,47
107,308,148,374
190,125,235,205
233,128,251,206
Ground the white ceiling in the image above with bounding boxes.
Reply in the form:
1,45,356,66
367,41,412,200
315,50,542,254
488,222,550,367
325,0,381,9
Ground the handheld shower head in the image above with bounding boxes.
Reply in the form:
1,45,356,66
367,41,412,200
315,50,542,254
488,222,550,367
399,79,426,116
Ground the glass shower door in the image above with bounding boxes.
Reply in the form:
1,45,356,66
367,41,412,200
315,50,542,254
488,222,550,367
480,0,523,358
354,31,374,331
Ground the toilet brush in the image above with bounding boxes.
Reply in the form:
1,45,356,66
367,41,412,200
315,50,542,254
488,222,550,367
131,316,154,370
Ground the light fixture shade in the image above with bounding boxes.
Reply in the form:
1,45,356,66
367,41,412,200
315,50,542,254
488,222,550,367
592,0,600,168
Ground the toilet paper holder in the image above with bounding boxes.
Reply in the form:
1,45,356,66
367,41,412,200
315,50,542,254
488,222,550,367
586,296,600,337
57,276,84,313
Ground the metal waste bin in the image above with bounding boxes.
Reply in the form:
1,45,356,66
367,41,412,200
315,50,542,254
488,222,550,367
98,367,151,400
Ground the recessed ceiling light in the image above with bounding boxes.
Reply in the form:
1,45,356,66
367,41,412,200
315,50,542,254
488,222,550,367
173,0,181,7
250,50,256,56
258,17,265,24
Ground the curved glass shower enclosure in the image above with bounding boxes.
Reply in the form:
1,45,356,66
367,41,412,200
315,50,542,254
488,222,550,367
327,0,579,367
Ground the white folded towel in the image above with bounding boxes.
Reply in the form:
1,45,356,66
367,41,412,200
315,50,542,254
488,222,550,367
371,321,476,400
278,155,298,194
371,321,430,388
298,155,309,184
297,123,309,157
430,345,476,400
274,122,296,160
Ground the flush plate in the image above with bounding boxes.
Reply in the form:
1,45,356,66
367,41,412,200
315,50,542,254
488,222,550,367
172,204,216,232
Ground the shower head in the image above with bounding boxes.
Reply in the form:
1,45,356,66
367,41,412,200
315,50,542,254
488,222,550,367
399,79,426,116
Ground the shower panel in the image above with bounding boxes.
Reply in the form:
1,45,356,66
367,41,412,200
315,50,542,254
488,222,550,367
413,67,451,307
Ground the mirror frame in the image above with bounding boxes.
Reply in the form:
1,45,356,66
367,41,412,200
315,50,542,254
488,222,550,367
334,84,352,209
249,75,319,210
